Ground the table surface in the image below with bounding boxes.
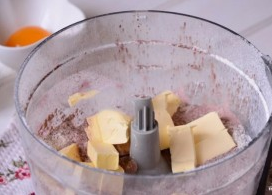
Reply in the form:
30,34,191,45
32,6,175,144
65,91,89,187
70,0,272,57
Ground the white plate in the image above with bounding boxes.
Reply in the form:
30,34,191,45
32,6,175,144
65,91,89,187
0,0,86,136
0,0,86,71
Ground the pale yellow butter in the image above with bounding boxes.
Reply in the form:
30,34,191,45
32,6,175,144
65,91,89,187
168,126,196,173
114,166,124,173
195,129,236,165
185,112,225,143
152,90,181,116
152,91,180,150
87,140,119,170
68,90,99,107
164,90,181,116
85,115,102,141
96,110,131,144
156,109,174,150
59,143,82,162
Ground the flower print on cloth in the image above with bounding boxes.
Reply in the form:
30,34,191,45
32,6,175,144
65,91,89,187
0,139,12,148
2,157,31,183
15,166,31,181
0,173,7,185
0,122,35,194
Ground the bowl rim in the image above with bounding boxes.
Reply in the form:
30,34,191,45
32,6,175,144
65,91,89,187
14,10,272,180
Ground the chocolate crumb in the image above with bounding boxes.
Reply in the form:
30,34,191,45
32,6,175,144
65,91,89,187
38,109,88,161
161,149,171,167
114,140,130,156
119,156,138,174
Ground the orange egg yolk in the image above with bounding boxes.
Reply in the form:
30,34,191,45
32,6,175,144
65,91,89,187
5,26,51,47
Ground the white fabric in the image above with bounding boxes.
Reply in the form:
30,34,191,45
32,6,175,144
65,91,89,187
0,61,15,87
0,120,34,195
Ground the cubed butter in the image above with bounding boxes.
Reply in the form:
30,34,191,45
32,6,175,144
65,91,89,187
68,90,99,107
85,115,102,141
168,126,196,173
185,112,225,143
59,143,81,162
96,110,131,144
164,90,181,116
87,140,119,170
152,91,180,150
152,90,181,116
156,109,174,150
195,129,236,165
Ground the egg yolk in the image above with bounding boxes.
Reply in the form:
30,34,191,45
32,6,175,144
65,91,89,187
5,26,51,47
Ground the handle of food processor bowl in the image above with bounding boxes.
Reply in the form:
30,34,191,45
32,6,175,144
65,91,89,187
256,55,272,195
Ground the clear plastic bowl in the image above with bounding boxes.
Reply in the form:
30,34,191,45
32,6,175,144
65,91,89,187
15,11,272,195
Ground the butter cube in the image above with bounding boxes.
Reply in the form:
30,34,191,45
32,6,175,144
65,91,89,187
85,115,102,141
185,112,225,143
87,140,119,170
156,109,174,150
96,110,131,144
68,90,99,107
168,126,196,173
152,90,181,116
152,91,180,150
164,90,181,116
59,143,82,162
195,129,236,165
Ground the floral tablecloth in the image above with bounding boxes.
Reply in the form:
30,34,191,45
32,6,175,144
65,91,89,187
0,121,34,195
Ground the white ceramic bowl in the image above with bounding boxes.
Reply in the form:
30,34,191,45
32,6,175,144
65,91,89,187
0,0,85,71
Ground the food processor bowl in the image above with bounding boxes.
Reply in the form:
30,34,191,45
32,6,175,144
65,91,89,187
15,11,272,195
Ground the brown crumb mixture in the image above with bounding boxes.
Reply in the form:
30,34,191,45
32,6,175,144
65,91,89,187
114,140,131,156
119,156,138,174
38,109,89,161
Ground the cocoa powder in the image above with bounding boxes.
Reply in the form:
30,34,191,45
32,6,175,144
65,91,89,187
38,109,89,161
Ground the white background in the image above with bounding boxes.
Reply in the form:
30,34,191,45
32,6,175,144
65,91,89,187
70,0,272,56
